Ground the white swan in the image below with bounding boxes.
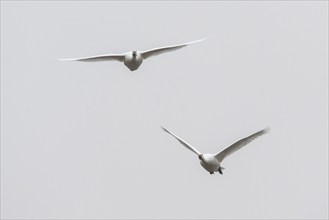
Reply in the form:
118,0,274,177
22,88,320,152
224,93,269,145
59,38,206,71
161,127,270,175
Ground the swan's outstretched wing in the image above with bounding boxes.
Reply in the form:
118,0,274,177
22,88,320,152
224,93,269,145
161,126,201,156
59,54,125,62
141,38,206,60
215,128,270,163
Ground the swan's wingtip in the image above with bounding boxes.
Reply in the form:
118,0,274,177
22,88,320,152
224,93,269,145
160,126,169,133
58,58,76,62
263,127,271,134
189,38,207,45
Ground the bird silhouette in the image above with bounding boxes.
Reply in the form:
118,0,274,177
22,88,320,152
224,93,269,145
161,127,270,175
59,38,206,71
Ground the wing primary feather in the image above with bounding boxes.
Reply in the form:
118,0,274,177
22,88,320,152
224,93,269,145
141,38,206,60
58,54,124,62
215,127,270,162
161,126,201,156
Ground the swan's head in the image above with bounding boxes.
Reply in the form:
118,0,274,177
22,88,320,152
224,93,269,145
132,51,137,57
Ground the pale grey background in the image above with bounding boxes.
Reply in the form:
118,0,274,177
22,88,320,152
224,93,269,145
1,1,328,219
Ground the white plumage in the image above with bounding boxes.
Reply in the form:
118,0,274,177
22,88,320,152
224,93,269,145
59,38,206,71
161,127,270,175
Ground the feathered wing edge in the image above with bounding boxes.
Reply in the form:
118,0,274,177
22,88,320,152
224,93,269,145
161,126,201,156
141,38,207,60
58,54,125,62
215,128,270,163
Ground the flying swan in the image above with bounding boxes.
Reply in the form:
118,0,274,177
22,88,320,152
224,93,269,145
161,127,270,175
59,38,206,71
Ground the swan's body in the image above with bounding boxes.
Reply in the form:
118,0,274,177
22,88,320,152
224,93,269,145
59,38,206,71
122,51,143,71
199,153,222,173
161,127,270,175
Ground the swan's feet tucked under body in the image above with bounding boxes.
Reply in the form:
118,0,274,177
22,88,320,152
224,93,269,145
210,172,214,175
218,167,223,175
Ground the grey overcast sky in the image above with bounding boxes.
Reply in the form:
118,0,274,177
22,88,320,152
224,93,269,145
1,1,328,219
